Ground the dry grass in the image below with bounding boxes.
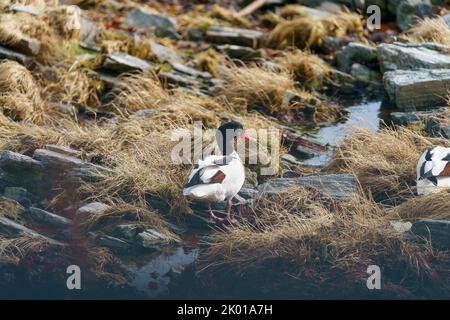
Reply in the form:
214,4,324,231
392,191,450,221
328,127,450,203
217,63,298,114
407,17,450,46
193,48,223,77
44,66,104,108
276,49,332,90
0,12,65,62
0,234,57,265
264,10,363,49
108,72,170,115
0,60,49,123
279,4,310,20
200,187,450,298
217,63,342,123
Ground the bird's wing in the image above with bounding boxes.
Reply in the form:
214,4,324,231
431,148,450,177
184,164,226,188
419,147,450,179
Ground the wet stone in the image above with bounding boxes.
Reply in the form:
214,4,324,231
383,69,450,111
258,173,358,199
76,202,110,219
206,26,262,48
3,187,34,207
217,44,263,60
126,7,176,31
112,224,145,241
102,52,152,73
137,229,174,250
0,45,33,67
336,42,378,73
377,43,450,72
0,217,63,245
27,207,72,228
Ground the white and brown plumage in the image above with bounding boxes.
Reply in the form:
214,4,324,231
183,121,254,223
416,146,450,195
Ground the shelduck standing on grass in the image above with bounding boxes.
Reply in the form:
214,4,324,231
183,121,254,223
416,146,450,195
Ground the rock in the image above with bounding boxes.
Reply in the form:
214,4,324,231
150,42,181,64
377,43,450,72
45,144,81,158
27,207,72,228
397,0,434,31
154,27,181,40
97,234,131,251
426,117,441,136
441,125,450,139
217,44,262,60
3,187,34,207
32,148,105,183
11,3,42,15
282,154,303,165
112,224,144,240
282,130,327,159
0,45,33,67
258,173,358,199
5,36,41,56
126,7,176,30
126,7,179,39
206,27,263,48
137,229,174,249
390,220,412,233
129,109,158,119
80,18,99,45
102,52,152,73
390,112,421,125
390,107,446,125
383,69,450,111
0,151,44,195
76,202,110,219
336,42,378,73
323,36,352,52
350,63,381,83
238,187,259,200
0,217,63,245
410,219,450,249
443,14,450,28
171,63,211,80
158,71,201,88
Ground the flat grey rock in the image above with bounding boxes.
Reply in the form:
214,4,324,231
383,69,450,111
411,219,450,249
27,207,72,228
377,43,450,72
258,173,358,199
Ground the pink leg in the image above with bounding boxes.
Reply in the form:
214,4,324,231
226,200,238,224
209,203,223,221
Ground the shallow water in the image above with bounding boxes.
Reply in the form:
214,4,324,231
303,100,382,166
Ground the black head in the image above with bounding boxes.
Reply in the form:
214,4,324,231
216,121,244,155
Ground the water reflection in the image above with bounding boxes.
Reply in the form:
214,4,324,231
304,101,381,166
123,246,199,298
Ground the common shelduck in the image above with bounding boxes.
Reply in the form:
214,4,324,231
183,121,254,223
416,146,450,195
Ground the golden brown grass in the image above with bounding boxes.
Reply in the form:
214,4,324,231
279,4,310,20
391,191,450,221
328,127,450,203
0,234,58,265
0,12,65,62
407,17,450,46
43,66,104,108
200,187,450,298
264,10,363,49
0,60,49,122
276,49,332,90
217,63,342,123
107,72,170,115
